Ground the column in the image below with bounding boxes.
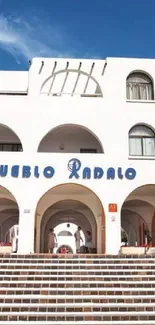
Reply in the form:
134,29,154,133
97,215,102,254
36,214,41,253
18,208,35,254
105,208,121,255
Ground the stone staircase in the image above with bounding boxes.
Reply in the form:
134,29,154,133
0,254,155,324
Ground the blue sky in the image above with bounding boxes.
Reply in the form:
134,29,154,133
0,0,154,70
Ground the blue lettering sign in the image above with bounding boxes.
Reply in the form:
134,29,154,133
0,160,137,180
68,159,136,181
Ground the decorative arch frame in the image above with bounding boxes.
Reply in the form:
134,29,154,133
40,69,103,97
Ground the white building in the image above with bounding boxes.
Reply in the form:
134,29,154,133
0,57,155,255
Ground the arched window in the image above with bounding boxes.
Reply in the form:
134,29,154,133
58,231,72,236
126,72,154,100
129,125,155,156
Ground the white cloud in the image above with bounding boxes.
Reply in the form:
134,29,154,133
0,14,72,63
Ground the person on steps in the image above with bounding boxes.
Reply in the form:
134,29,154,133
74,226,83,253
48,228,57,253
85,230,92,253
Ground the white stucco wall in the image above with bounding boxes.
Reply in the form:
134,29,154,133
0,57,154,254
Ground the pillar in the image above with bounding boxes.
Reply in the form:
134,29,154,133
97,215,102,254
18,207,35,254
105,208,121,255
35,214,41,253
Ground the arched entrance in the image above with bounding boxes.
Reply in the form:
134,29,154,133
0,185,19,248
0,124,23,151
37,124,104,153
35,183,105,254
55,223,85,254
121,185,155,246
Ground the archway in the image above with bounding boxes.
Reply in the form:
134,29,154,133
0,124,23,151
121,185,155,246
35,183,105,254
55,222,85,254
37,124,104,153
0,186,19,249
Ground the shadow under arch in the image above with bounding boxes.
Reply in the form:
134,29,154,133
0,123,23,152
37,123,104,153
35,182,106,254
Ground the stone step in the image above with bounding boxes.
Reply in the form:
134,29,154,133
1,303,155,312
0,310,155,322
1,280,155,288
0,321,155,325
0,320,155,325
1,254,154,259
2,296,155,303
0,255,154,324
1,287,155,295
1,302,155,308
1,294,155,300
1,268,155,275
1,262,155,267
0,258,155,264
1,274,155,281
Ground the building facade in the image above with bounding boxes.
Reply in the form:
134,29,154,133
0,57,155,255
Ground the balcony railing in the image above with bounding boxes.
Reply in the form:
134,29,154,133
0,144,22,152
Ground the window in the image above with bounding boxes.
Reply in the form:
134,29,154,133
0,143,22,152
129,125,155,156
126,72,154,100
80,149,97,153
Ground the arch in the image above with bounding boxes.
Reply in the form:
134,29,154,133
126,71,154,100
121,184,155,247
35,183,105,254
54,222,85,254
0,185,19,244
0,123,23,152
40,205,93,253
37,123,104,153
40,69,103,97
129,124,155,157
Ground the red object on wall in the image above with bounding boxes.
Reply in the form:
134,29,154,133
108,204,118,212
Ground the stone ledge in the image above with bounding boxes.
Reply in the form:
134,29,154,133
120,247,146,255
